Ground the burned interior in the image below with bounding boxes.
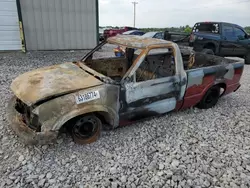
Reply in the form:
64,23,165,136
83,43,176,82
82,39,239,83
135,48,175,82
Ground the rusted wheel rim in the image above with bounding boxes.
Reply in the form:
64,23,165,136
72,116,98,140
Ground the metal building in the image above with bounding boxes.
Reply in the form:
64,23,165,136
0,0,22,50
0,0,99,51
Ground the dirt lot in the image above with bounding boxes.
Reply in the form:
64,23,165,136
0,51,250,188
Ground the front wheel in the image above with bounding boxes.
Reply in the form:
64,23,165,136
197,86,220,109
72,115,102,144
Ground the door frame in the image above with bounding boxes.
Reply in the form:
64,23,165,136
121,43,187,101
119,44,187,121
220,23,237,56
232,26,249,56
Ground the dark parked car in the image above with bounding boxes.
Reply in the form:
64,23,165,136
141,31,164,39
189,22,250,64
122,30,145,36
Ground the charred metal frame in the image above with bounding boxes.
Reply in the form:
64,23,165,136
7,35,244,145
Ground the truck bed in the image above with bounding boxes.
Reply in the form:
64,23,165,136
179,45,242,70
181,54,244,109
183,52,241,70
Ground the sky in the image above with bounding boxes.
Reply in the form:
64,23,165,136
99,0,250,28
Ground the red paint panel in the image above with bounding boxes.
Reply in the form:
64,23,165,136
182,67,243,110
226,68,243,86
224,67,243,95
224,83,240,95
174,100,184,111
181,75,215,109
185,75,214,97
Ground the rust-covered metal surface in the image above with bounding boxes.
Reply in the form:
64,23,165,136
107,34,172,49
10,62,103,106
33,84,120,132
7,97,58,145
9,83,120,145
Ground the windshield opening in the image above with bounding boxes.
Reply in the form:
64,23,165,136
82,43,139,82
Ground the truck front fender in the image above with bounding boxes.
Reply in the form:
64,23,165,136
51,105,118,131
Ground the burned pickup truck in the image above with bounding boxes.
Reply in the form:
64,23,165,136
7,35,244,145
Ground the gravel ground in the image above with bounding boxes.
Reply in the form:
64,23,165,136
0,51,250,188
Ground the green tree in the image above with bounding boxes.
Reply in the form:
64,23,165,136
245,27,250,34
184,25,192,34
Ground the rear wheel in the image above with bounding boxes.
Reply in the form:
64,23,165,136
197,86,220,109
245,52,250,65
72,115,102,144
201,48,215,55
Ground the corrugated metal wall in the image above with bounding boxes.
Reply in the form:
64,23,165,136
20,0,98,50
0,0,21,50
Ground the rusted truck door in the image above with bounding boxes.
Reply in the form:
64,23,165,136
119,48,183,121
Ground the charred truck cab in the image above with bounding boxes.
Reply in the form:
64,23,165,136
7,35,244,145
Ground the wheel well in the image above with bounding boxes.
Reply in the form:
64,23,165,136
204,43,216,52
214,83,226,96
94,111,113,128
59,111,113,133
